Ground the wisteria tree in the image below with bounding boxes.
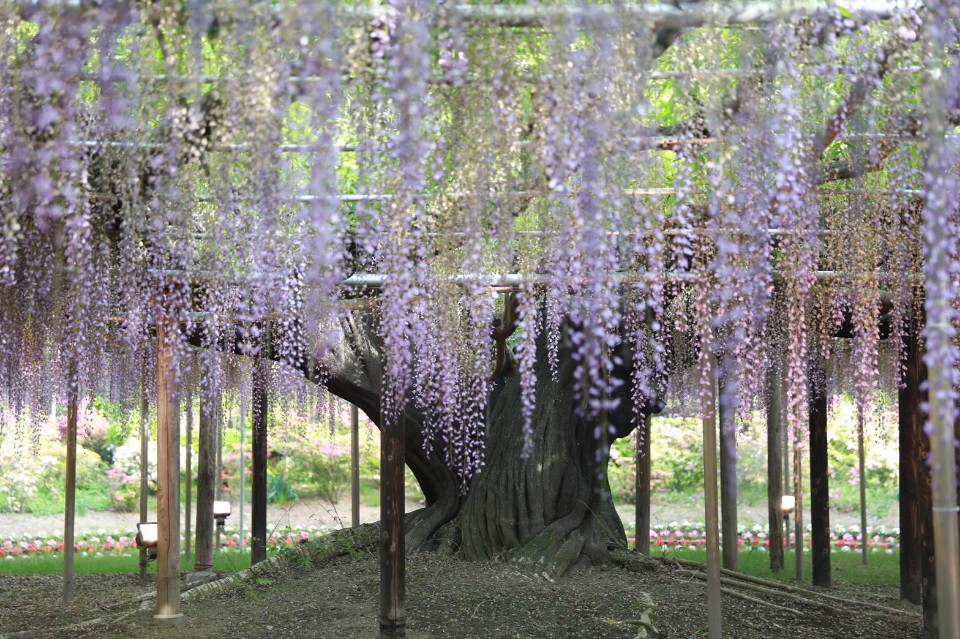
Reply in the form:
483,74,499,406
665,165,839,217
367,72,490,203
0,1,954,582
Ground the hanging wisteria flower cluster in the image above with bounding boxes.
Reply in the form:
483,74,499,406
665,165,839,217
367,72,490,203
0,1,948,482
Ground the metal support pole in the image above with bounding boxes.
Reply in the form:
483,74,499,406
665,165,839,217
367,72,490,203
921,22,960,637
636,411,651,555
155,318,183,623
352,404,360,528
702,356,722,639
379,410,406,637
62,382,78,607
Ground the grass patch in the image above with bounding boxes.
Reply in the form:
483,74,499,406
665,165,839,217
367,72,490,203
650,546,900,586
0,551,253,576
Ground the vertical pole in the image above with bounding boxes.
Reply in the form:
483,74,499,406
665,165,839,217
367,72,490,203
140,370,150,581
921,20,960,638
718,359,739,571
794,399,804,582
809,371,830,588
194,388,216,573
155,318,183,623
857,411,868,565
251,358,268,566
919,415,936,636
767,359,784,572
636,411,651,555
62,381,78,607
380,409,406,638
239,392,246,556
184,391,192,563
702,356,722,639
352,404,361,528
899,328,923,604
215,410,224,552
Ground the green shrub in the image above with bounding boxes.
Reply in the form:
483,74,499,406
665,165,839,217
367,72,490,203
267,472,298,505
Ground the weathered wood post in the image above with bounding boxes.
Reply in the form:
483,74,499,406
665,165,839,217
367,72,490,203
155,315,183,623
352,404,361,528
139,372,150,581
251,358,269,566
184,389,192,563
809,368,830,588
194,388,217,573
767,358,784,572
636,411,652,555
718,358,739,571
62,380,78,607
380,409,406,637
702,356,722,639
899,327,923,604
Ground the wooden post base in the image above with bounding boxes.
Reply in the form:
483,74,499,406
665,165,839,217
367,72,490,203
379,617,406,637
153,613,185,625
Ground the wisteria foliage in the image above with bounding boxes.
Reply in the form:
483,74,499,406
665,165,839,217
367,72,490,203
0,1,948,481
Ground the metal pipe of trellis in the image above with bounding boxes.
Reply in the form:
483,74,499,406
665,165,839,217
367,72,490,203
26,1,913,28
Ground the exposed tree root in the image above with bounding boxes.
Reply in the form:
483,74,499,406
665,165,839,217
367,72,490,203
664,556,921,619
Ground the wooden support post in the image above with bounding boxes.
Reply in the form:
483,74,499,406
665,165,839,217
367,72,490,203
718,359,739,572
139,375,150,581
857,410,868,566
251,359,268,566
793,401,804,582
155,318,183,623
194,389,216,573
636,411,652,555
215,410,224,552
702,357,722,639
352,404,361,528
62,383,78,607
767,359,784,572
239,394,246,554
380,410,406,637
897,326,928,604
809,372,830,588
919,414,936,637
184,391,192,563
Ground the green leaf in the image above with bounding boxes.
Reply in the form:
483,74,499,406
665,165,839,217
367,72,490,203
837,5,852,19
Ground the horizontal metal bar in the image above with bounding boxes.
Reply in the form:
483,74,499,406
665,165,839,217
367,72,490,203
29,2,910,29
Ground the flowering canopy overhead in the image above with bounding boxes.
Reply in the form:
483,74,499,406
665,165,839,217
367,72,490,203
0,0,954,476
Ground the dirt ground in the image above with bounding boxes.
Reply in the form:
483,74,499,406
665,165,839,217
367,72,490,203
0,528,921,639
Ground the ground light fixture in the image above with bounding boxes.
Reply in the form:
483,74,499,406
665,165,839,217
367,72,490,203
214,501,232,528
136,522,159,560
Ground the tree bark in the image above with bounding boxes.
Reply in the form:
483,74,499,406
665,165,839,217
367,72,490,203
194,388,217,572
809,370,830,588
251,358,269,566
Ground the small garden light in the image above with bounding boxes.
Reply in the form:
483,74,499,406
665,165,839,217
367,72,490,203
214,501,232,528
136,522,158,560
780,495,796,515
